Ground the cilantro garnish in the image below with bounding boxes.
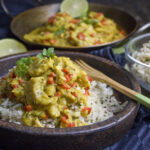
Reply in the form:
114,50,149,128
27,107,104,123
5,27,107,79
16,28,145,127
82,19,98,25
36,53,43,59
78,102,82,106
15,48,55,77
15,56,32,78
36,48,56,59
110,104,116,107
100,97,103,103
55,26,66,36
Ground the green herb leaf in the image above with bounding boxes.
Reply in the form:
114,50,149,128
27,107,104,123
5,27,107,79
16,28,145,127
78,102,82,106
49,53,56,58
90,19,99,24
47,48,55,58
110,104,116,107
36,48,55,59
82,19,98,24
55,26,66,36
37,53,43,59
48,47,54,54
42,48,47,56
15,56,32,78
100,97,103,103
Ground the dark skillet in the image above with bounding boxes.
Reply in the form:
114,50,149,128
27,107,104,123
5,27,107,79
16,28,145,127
1,0,150,51
0,51,140,150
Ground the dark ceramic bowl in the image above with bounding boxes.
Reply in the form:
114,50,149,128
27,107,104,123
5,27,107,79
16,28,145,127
1,1,139,51
0,51,140,150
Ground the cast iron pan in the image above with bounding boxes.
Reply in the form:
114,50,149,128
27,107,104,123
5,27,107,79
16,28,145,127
1,0,150,51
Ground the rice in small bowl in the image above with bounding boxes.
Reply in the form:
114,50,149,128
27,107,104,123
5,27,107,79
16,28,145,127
125,33,150,91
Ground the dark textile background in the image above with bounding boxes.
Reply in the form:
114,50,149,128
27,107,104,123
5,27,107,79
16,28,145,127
0,0,150,150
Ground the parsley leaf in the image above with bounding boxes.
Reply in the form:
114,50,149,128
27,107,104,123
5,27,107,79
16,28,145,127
55,26,66,36
47,48,55,57
15,56,32,78
36,48,55,59
48,47,54,54
37,53,43,59
42,48,47,56
15,48,55,77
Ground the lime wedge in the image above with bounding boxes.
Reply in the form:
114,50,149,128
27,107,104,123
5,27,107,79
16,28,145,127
60,0,89,18
0,39,27,58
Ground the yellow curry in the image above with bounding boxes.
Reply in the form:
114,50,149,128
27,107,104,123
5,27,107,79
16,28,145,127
24,11,126,47
0,49,93,128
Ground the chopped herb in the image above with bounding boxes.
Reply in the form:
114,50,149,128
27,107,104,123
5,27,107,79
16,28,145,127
78,102,82,106
55,26,66,36
15,48,55,77
55,120,61,127
110,104,117,107
80,12,88,18
82,19,99,25
15,56,32,78
100,97,103,103
47,48,55,57
136,64,138,68
37,48,55,59
37,53,43,59
42,48,47,56
72,116,76,120
0,99,3,104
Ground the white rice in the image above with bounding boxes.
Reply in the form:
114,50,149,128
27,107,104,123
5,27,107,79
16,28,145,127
0,80,127,127
132,41,150,84
0,99,23,124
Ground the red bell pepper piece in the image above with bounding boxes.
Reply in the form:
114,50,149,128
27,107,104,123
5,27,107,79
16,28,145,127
24,105,32,111
62,83,70,89
67,122,75,127
82,107,92,114
77,32,85,40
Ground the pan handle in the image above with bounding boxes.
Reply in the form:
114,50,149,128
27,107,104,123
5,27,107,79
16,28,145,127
0,0,42,18
0,0,13,18
132,22,150,37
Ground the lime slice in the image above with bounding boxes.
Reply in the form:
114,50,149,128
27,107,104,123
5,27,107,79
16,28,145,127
0,39,27,58
60,0,89,18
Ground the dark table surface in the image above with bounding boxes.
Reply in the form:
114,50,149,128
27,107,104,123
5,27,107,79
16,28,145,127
0,0,150,39
0,0,150,150
0,0,150,38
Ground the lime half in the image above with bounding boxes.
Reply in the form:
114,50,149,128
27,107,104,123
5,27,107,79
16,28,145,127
60,0,89,18
0,39,27,58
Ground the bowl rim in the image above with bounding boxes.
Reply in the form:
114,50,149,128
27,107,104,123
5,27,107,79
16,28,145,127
125,33,150,68
10,2,138,50
0,50,140,136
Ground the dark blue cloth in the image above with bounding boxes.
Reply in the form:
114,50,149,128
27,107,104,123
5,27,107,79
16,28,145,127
90,47,126,67
0,1,150,150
